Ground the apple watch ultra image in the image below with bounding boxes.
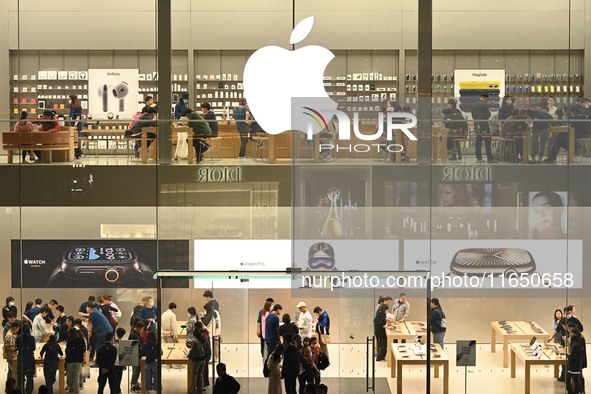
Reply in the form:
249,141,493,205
45,246,154,288
449,248,536,277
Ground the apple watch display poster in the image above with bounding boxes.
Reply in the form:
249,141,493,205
12,240,188,288
88,69,139,120
403,239,582,289
527,191,568,239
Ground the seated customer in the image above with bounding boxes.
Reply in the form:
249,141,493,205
500,109,529,162
183,108,212,163
39,110,60,132
201,102,219,137
125,106,158,157
14,111,38,162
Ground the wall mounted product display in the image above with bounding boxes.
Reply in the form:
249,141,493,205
403,239,582,288
11,240,188,288
454,69,505,114
88,69,139,119
193,239,291,272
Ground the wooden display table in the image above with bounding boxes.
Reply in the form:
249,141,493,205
432,127,449,162
490,321,549,368
12,343,66,394
140,343,192,394
386,321,428,367
177,320,188,339
389,343,449,393
510,343,565,394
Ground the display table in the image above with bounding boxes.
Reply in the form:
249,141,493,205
177,320,188,339
490,321,549,368
12,343,66,394
510,343,565,394
432,127,449,162
389,343,449,393
140,342,192,394
386,321,428,367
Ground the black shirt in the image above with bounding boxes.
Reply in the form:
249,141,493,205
204,111,219,137
2,305,17,326
374,311,387,338
279,322,299,337
213,374,241,394
66,336,86,364
96,342,118,371
40,342,63,362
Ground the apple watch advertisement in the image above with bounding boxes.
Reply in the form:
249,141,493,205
88,69,139,120
403,239,583,289
12,240,189,288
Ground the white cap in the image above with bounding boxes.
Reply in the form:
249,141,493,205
296,302,307,308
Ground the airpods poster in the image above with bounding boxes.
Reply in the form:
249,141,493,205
88,69,139,120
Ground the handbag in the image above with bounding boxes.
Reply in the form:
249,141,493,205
320,334,332,344
80,366,90,379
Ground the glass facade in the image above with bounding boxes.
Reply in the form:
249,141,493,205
2,0,590,393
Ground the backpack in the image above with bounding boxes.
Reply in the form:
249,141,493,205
263,355,271,378
317,352,330,370
130,305,142,326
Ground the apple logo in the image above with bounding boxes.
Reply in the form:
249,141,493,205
243,16,338,135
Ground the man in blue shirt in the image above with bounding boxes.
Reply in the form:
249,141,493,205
141,297,158,331
313,306,331,356
78,296,96,320
265,304,282,356
87,303,113,358
24,298,42,324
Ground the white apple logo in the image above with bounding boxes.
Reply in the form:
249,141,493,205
243,16,338,135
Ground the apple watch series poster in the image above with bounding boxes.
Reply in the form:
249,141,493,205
11,240,189,288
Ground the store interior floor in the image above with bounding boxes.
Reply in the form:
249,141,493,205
0,343,584,393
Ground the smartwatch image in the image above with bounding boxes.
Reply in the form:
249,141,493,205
45,246,154,288
450,248,536,277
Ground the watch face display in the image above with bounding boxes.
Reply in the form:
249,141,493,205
66,246,135,264
450,248,535,276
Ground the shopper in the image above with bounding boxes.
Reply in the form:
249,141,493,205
33,307,54,343
309,337,322,384
569,325,587,389
128,321,145,392
142,331,161,393
267,343,285,394
189,326,212,393
130,297,149,327
126,107,158,157
39,110,60,133
96,296,118,328
3,320,20,379
500,109,528,161
114,327,126,389
265,304,282,355
442,99,466,160
103,295,122,320
194,321,212,390
68,94,83,159
374,304,388,361
78,296,95,320
183,108,212,163
65,327,85,394
16,323,36,394
161,302,179,343
87,302,113,354
282,334,300,394
298,347,318,394
279,314,299,338
566,333,584,394
527,107,553,163
313,307,330,356
213,363,241,394
174,93,189,120
201,102,219,136
565,305,584,332
145,95,155,108
186,306,198,340
392,293,410,323
141,297,158,331
233,98,250,158
3,297,17,327
471,94,493,163
257,299,273,358
316,383,328,394
550,309,565,344
201,291,221,360
13,111,36,161
24,299,42,323
3,313,17,340
296,302,314,339
40,335,63,394
95,331,118,394
430,298,447,349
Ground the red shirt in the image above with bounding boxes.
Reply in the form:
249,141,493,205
14,121,34,132
40,121,60,132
